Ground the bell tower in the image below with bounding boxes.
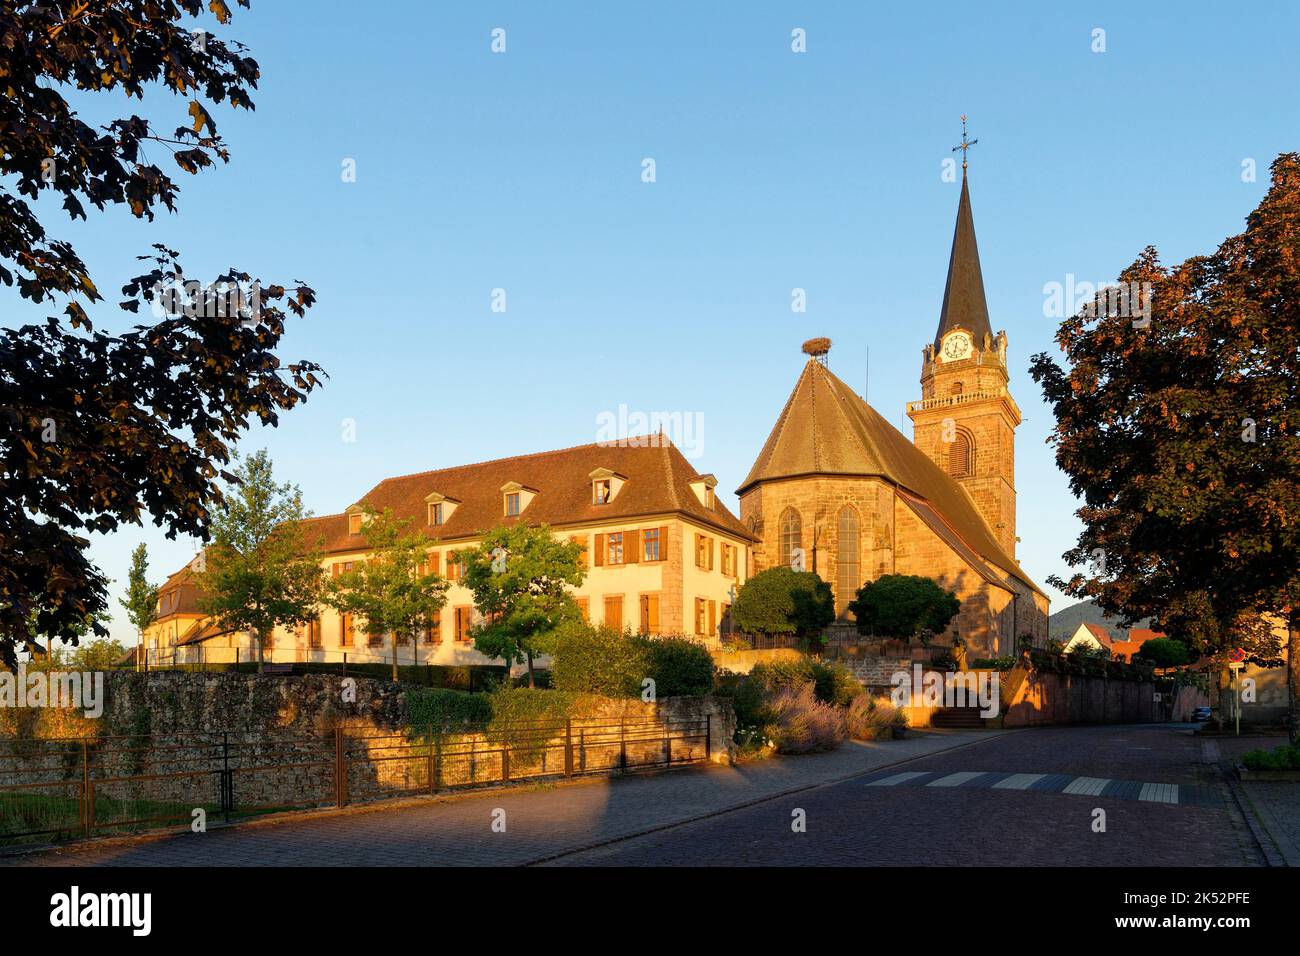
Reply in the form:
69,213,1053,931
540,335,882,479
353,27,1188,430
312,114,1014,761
906,129,1020,557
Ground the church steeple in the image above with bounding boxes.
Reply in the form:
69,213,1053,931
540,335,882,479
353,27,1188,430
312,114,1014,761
934,173,992,350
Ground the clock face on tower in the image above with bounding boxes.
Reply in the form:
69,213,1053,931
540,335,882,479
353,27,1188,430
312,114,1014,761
941,331,973,362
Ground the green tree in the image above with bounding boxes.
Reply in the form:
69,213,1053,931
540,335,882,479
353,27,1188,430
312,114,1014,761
1137,637,1191,668
1029,154,1300,741
118,543,159,669
730,567,836,643
848,574,961,641
195,451,324,671
326,508,449,680
457,525,586,688
0,2,323,668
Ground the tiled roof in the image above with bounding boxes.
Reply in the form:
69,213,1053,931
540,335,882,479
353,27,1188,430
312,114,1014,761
1126,628,1166,644
737,357,1044,596
1083,623,1114,646
155,565,204,617
1109,640,1144,662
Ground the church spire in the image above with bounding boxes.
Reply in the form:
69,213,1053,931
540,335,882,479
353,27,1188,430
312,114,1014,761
934,119,992,350
934,171,992,350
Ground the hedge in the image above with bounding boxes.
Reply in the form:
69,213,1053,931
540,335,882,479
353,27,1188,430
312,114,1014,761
551,625,715,698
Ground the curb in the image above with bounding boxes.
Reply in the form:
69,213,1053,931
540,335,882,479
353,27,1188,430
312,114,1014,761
1222,770,1286,867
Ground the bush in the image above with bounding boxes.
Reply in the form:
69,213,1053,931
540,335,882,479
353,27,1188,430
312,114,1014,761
551,624,645,697
748,658,859,707
845,695,909,741
405,688,492,729
971,657,1017,671
765,682,847,754
642,636,715,697
1241,744,1300,771
730,567,835,638
848,574,960,639
551,623,715,698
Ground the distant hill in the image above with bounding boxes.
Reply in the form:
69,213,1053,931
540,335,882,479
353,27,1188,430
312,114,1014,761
1048,599,1154,642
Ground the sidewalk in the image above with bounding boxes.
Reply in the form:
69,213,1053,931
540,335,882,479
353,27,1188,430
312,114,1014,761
5,730,1004,867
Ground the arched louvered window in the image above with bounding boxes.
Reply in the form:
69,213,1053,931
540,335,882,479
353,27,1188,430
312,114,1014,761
947,428,973,477
836,506,860,619
779,508,802,569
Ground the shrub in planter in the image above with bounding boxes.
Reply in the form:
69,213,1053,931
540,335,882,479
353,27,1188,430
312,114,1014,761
765,681,848,754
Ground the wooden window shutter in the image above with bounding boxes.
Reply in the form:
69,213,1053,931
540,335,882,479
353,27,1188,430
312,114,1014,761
594,533,605,567
649,595,660,634
570,535,588,569
694,533,703,568
332,563,340,578
639,594,650,632
430,552,441,575
658,526,669,561
708,600,716,635
626,530,640,564
708,537,715,571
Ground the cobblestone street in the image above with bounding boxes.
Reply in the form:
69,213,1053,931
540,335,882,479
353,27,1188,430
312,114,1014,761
3,724,1288,868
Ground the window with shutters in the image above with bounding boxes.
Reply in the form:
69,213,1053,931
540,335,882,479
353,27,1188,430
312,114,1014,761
570,535,588,568
453,607,472,642
695,533,713,569
339,613,355,647
642,528,660,562
606,532,624,565
307,618,322,649
947,429,973,477
445,554,461,583
576,597,589,621
836,506,861,619
639,593,661,635
424,616,440,644
779,508,802,568
694,598,707,636
603,595,624,630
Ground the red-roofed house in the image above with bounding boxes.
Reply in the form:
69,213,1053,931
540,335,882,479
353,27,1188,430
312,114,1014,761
141,439,757,670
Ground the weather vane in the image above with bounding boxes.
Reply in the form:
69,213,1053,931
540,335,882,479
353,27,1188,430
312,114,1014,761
952,114,978,173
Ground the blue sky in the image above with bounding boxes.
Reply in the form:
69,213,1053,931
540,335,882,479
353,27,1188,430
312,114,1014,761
10,2,1298,643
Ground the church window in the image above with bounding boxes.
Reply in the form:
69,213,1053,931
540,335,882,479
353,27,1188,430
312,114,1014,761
950,382,964,396
836,507,860,619
948,429,973,477
779,508,802,568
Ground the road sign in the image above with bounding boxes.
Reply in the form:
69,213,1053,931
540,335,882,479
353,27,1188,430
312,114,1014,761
1228,647,1246,664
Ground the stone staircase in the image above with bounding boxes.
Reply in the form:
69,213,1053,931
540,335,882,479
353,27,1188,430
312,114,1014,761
929,704,987,729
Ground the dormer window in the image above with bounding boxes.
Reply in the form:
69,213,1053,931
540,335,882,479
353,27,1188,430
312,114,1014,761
500,482,537,517
345,504,366,535
688,474,718,509
589,467,626,505
424,492,459,527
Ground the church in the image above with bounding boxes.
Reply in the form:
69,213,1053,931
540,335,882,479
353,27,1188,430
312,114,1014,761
138,169,1048,668
738,171,1048,658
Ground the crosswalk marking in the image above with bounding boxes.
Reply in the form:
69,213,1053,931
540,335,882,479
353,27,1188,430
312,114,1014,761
991,773,1045,790
862,769,1203,808
1138,782,1179,804
867,771,930,787
1063,776,1111,796
927,772,986,788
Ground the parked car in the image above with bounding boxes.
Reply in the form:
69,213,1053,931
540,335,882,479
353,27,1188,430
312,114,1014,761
1192,706,1212,722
